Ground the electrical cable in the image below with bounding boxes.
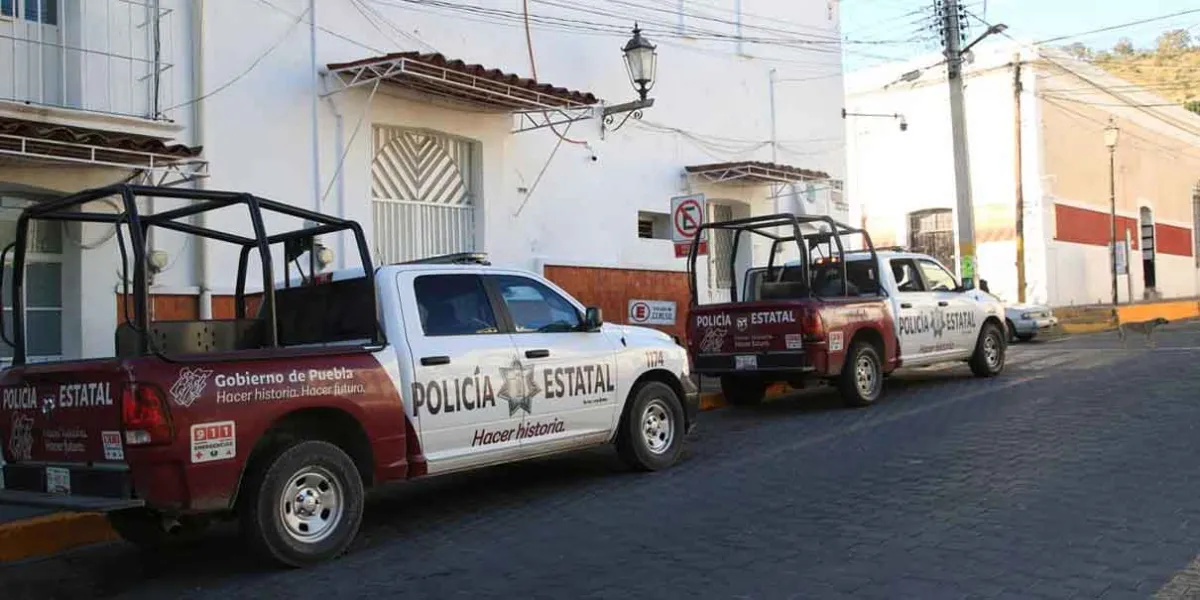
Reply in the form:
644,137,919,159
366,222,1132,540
160,4,310,113
1034,8,1200,46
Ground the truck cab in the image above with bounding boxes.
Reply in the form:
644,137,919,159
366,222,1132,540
0,185,698,568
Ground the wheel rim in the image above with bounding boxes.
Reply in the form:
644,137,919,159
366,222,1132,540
984,332,1002,369
855,352,879,398
279,466,344,544
641,398,675,455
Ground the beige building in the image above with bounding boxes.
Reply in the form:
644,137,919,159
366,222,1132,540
845,43,1200,307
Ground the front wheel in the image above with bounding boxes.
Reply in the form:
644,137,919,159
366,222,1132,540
970,322,1006,377
838,342,884,408
241,440,365,568
617,381,686,472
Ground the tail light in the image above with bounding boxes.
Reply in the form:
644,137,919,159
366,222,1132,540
801,307,826,342
121,383,174,446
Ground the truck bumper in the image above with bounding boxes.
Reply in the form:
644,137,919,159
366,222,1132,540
681,373,700,434
0,464,143,512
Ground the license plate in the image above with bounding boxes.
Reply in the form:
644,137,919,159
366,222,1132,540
735,355,757,370
46,467,70,495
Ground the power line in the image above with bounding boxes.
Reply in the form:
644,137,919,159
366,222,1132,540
160,3,310,114
1035,7,1200,46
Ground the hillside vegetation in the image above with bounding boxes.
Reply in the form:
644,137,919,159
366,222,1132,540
1062,29,1200,114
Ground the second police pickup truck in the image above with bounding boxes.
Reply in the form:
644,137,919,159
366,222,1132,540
0,185,699,568
685,214,1007,407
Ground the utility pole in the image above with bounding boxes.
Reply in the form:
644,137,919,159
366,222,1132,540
309,0,321,211
769,68,777,163
1012,52,1026,303
939,0,979,289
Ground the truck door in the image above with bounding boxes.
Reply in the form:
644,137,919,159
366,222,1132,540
887,258,950,362
401,272,524,474
484,274,619,455
915,257,979,359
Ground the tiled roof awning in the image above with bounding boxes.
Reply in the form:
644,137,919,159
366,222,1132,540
325,52,600,112
0,117,203,172
684,161,832,185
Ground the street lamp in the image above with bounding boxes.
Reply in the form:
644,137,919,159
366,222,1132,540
603,23,658,136
622,23,657,102
1105,118,1120,306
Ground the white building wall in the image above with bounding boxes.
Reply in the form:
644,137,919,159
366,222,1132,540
191,0,847,296
844,43,1045,304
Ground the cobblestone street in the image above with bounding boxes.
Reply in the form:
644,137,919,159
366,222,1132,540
5,323,1200,599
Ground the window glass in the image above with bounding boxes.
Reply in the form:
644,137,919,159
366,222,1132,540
412,274,498,336
23,0,56,24
917,259,958,292
0,310,61,357
889,259,925,292
493,275,581,333
1,0,14,18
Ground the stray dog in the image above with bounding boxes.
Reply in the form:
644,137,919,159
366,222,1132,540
1116,316,1169,348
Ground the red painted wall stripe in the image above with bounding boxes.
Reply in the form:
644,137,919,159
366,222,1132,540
1156,223,1195,257
1054,204,1140,249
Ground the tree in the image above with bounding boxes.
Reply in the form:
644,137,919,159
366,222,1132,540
1156,29,1193,55
1186,100,1200,116
1113,38,1135,57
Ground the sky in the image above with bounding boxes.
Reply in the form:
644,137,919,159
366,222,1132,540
839,0,1200,72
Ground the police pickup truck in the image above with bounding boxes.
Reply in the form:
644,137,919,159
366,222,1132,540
685,213,1007,407
0,185,698,568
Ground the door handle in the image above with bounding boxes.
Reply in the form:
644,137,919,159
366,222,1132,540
525,349,550,359
938,301,949,307
900,303,912,309
420,355,450,366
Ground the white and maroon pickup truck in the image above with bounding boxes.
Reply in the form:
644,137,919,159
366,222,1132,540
0,184,699,568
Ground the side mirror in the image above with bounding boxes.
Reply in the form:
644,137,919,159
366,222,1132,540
583,307,603,331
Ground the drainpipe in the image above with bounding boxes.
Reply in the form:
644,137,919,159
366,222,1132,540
191,0,211,319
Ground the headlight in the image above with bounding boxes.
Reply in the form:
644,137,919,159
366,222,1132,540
1021,312,1034,319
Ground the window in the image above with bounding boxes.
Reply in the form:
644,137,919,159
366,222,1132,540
709,203,734,289
412,274,498,336
917,258,958,292
1,0,14,19
637,211,670,240
493,275,581,333
908,208,955,272
22,0,55,24
0,206,64,361
889,259,925,292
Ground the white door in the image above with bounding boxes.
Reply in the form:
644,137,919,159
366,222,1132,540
400,271,523,474
0,200,64,365
486,274,619,455
915,257,979,359
0,0,62,107
887,257,949,363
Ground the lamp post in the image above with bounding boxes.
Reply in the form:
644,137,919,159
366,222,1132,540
603,23,658,135
1105,118,1120,306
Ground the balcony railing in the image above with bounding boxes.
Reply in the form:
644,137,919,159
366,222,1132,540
0,0,176,120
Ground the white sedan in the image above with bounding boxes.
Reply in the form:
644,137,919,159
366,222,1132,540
969,288,1060,342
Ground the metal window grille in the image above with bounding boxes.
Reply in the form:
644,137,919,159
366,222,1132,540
908,208,955,270
0,0,174,119
371,126,477,265
709,202,734,289
638,217,653,239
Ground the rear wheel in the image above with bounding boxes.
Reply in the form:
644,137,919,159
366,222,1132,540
240,440,364,568
970,322,1006,377
838,341,883,408
720,375,767,406
616,381,685,471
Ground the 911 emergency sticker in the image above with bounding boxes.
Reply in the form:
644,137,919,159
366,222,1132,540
101,430,124,461
829,331,844,352
190,421,236,464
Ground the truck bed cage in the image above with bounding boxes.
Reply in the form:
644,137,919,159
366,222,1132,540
686,213,879,306
0,184,381,366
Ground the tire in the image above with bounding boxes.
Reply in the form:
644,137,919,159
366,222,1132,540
240,440,365,568
970,322,1006,377
1015,333,1035,342
1006,319,1018,343
719,375,767,406
837,341,884,408
616,381,686,472
107,508,209,549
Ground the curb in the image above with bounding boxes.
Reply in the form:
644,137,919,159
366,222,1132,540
1055,299,1200,335
0,512,118,563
